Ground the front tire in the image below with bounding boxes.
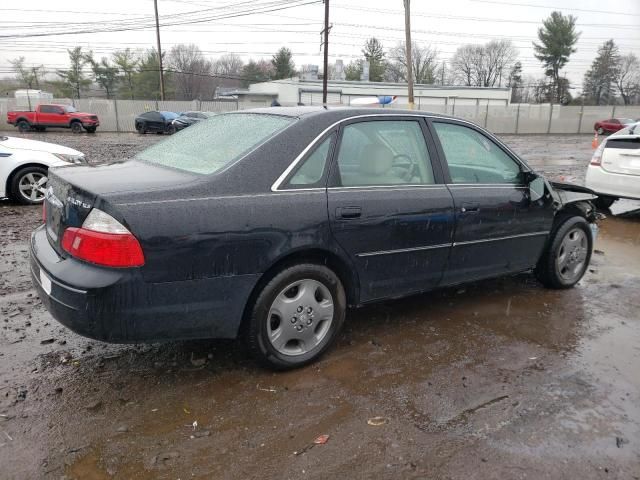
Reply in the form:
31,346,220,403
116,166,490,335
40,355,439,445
245,264,346,370
70,122,83,133
10,166,48,205
536,215,592,289
85,126,96,133
136,122,147,134
597,127,605,135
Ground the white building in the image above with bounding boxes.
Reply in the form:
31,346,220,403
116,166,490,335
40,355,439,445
241,78,512,108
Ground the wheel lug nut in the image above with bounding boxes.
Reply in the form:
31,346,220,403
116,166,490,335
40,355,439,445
307,319,312,325
297,306,303,313
291,317,297,323
307,307,313,313
296,325,303,331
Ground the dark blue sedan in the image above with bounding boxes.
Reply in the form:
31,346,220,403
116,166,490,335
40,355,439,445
32,107,599,369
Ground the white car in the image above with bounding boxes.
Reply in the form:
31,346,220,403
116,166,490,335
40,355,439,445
0,135,85,205
586,122,640,208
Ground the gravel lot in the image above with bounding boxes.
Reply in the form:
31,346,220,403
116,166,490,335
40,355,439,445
1,132,639,479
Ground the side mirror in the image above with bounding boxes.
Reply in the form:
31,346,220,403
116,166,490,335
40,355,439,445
525,172,545,202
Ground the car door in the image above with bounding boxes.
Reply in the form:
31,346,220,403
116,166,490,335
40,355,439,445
429,119,554,285
326,117,455,302
39,105,62,126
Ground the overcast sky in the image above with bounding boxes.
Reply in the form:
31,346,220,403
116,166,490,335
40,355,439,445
1,0,639,92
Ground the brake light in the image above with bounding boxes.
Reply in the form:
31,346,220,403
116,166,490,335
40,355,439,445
591,141,606,166
61,209,144,268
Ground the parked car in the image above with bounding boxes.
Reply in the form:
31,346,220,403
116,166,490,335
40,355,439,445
7,104,100,133
134,111,179,134
32,107,599,369
586,121,640,208
0,135,85,205
593,118,636,135
172,111,212,131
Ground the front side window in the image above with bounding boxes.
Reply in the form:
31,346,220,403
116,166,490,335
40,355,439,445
286,134,335,187
135,113,295,175
433,122,521,184
334,120,435,187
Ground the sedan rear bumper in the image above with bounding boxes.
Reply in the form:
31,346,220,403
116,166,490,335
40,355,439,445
30,226,259,342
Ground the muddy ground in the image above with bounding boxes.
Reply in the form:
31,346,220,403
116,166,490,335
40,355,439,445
1,132,639,479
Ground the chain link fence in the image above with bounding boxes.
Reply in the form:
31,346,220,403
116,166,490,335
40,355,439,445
1,97,638,134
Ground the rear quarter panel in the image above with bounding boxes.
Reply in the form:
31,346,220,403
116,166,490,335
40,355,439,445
116,190,335,284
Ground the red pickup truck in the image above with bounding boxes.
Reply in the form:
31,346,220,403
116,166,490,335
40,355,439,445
7,104,100,133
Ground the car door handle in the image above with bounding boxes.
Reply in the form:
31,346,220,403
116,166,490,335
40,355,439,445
460,203,480,213
336,206,362,219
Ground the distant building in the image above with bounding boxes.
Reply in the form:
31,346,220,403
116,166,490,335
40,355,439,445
300,65,319,81
243,78,512,108
332,60,346,81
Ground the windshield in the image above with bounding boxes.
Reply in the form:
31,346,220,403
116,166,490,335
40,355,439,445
64,105,77,113
135,113,295,175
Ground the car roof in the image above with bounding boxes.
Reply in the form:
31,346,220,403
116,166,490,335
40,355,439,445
237,106,457,122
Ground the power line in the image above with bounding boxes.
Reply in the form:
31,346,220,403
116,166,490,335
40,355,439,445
465,0,640,17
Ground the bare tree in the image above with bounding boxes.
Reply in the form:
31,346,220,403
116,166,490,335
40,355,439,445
167,44,213,100
214,53,244,78
451,40,517,87
616,53,640,105
9,57,45,89
387,42,438,84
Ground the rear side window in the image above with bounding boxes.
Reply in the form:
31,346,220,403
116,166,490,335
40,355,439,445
287,134,335,187
433,122,521,184
136,113,295,175
40,105,58,113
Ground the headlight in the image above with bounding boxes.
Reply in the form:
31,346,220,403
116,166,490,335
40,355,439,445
53,153,86,164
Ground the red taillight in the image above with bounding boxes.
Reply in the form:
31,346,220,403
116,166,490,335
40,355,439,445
62,227,144,268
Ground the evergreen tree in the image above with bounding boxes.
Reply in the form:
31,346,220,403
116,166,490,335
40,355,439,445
507,61,523,102
86,54,120,99
583,40,620,105
271,47,295,80
113,49,139,100
56,47,92,99
345,60,363,81
362,38,386,82
533,11,580,103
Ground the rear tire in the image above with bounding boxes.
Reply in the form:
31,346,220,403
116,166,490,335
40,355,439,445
596,127,605,135
594,196,616,210
17,120,31,133
70,122,83,133
535,215,592,289
35,126,46,132
245,263,346,370
10,166,48,205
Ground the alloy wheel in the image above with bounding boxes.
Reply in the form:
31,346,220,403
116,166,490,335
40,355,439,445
18,172,48,203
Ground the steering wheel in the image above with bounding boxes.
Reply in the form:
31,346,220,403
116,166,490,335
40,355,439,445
391,153,418,181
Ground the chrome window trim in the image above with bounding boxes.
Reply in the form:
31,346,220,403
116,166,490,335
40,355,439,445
271,113,530,192
356,243,452,257
453,231,548,247
328,184,447,192
355,231,548,258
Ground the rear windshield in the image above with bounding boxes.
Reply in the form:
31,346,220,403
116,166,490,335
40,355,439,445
135,113,295,174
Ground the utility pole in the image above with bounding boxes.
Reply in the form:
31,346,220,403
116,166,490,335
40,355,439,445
403,0,414,108
154,0,165,101
322,0,330,105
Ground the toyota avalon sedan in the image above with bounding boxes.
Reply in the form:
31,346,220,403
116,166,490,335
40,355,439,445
31,107,599,369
